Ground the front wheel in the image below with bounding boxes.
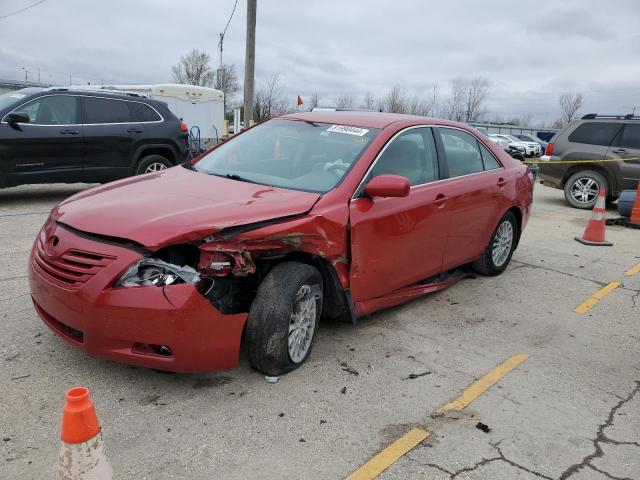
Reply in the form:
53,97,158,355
246,262,323,375
473,212,518,276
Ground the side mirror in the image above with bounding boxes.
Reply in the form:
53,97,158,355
364,174,410,198
5,112,30,125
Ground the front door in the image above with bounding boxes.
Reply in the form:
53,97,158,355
1,94,83,186
349,127,449,302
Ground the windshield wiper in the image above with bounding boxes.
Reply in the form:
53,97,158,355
211,172,257,184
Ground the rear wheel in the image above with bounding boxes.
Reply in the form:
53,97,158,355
135,155,172,175
473,212,518,276
564,170,607,209
246,262,323,375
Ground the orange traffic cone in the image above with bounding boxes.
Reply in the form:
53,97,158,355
575,187,613,246
627,182,640,227
56,387,113,479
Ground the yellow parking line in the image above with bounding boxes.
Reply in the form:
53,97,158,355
436,354,529,414
624,263,640,276
574,282,622,314
345,428,430,480
346,354,528,479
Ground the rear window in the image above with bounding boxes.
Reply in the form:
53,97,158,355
82,97,131,124
613,124,640,150
129,102,161,122
568,122,621,146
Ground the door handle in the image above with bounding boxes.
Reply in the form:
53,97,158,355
127,128,143,133
59,129,79,135
497,177,507,187
612,148,628,154
433,193,448,207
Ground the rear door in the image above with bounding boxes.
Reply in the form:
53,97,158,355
1,94,83,185
81,96,144,182
606,123,640,191
349,127,449,301
436,127,507,271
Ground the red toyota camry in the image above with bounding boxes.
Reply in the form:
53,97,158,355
29,111,533,374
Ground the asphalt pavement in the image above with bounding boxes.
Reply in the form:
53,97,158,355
1,182,638,479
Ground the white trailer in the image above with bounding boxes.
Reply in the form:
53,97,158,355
71,83,225,149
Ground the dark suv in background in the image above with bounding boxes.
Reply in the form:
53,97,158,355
0,88,190,188
539,114,640,208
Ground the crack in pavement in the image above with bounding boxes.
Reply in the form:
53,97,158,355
510,260,604,286
405,440,554,479
558,380,640,480
511,260,640,295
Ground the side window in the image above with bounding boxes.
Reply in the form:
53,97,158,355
479,142,502,170
568,122,620,146
440,128,484,177
82,97,132,124
612,124,640,150
128,102,161,122
16,95,79,125
368,128,439,186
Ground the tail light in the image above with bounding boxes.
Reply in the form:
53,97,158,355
545,143,554,156
179,122,188,132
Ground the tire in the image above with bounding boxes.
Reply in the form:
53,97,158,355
564,170,608,209
246,262,323,375
135,155,172,175
473,211,518,276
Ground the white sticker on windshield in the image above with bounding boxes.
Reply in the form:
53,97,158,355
326,125,369,136
9,93,26,99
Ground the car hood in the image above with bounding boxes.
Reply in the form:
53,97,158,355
52,166,322,249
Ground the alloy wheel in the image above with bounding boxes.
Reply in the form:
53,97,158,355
570,177,599,205
492,220,514,267
288,284,317,363
144,162,168,173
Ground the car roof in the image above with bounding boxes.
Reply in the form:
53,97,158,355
39,88,155,103
279,110,468,130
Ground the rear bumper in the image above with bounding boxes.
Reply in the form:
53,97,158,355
28,222,246,373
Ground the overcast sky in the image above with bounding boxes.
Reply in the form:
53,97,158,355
1,0,639,124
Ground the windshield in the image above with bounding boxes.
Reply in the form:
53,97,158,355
193,119,380,193
0,88,42,112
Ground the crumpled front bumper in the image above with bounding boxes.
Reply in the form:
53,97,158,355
28,222,247,373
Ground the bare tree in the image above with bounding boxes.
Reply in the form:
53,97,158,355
361,91,376,110
214,64,240,103
309,92,320,110
406,83,439,116
335,93,355,110
253,73,290,121
386,85,408,113
171,49,215,87
558,92,584,125
464,77,490,122
439,78,466,121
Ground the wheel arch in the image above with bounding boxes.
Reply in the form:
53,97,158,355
133,144,178,170
265,251,350,321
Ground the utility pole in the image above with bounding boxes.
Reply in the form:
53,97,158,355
243,0,257,127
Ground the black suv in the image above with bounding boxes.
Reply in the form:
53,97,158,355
539,114,640,208
0,88,190,188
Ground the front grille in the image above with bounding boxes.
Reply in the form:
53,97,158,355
33,238,115,289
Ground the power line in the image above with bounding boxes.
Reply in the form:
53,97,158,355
222,0,238,40
0,0,48,21
218,0,239,65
